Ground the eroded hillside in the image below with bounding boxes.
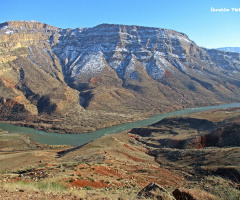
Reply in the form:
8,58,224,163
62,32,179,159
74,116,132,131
1,21,240,132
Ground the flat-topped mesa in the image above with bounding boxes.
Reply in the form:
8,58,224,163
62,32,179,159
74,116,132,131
52,23,200,86
0,21,193,55
69,23,194,53
94,23,190,36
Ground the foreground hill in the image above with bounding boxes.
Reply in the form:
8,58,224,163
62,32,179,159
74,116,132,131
0,108,240,199
1,21,240,132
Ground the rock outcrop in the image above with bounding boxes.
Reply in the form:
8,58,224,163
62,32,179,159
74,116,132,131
138,182,175,200
199,123,240,148
172,188,218,200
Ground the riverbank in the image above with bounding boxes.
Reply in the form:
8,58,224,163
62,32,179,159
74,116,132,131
1,102,240,146
0,102,233,135
1,106,240,199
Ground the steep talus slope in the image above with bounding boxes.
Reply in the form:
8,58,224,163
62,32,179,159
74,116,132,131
0,21,240,132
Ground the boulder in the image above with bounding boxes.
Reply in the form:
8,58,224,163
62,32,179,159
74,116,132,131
138,182,175,200
172,188,218,200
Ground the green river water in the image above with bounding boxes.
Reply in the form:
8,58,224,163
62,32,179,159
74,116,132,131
0,102,240,146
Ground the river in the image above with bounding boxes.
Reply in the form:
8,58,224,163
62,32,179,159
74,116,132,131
0,102,240,146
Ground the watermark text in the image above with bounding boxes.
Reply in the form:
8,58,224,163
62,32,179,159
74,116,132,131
211,7,240,12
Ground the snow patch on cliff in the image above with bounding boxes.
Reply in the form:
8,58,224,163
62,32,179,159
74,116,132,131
146,59,165,80
71,51,107,78
124,55,138,80
174,60,187,72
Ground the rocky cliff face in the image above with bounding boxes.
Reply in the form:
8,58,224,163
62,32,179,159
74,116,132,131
0,21,240,132
0,21,79,115
52,23,240,112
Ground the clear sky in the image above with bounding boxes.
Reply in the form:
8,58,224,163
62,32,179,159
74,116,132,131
1,0,240,48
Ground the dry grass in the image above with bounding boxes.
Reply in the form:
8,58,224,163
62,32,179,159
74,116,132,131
3,180,67,193
2,180,143,199
194,176,240,200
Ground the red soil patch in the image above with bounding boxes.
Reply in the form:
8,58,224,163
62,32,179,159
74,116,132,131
14,96,23,101
123,144,136,151
150,165,160,170
133,174,169,187
128,134,140,139
94,166,122,178
7,177,20,183
122,164,142,171
1,77,15,88
90,76,101,84
118,150,145,162
163,69,173,80
160,171,185,184
72,179,108,188
77,164,88,169
134,147,148,153
161,170,174,176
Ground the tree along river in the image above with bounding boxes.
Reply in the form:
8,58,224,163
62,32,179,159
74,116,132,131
0,102,240,146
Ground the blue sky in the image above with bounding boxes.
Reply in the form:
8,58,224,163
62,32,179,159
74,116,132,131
1,0,240,48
